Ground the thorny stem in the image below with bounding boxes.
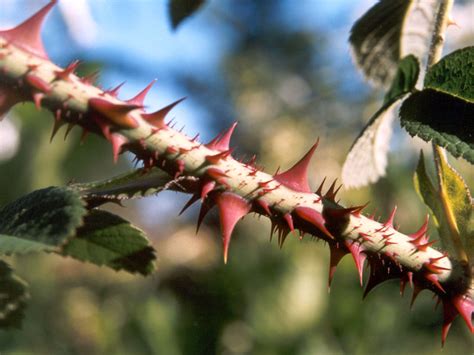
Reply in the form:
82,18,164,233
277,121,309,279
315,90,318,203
425,0,468,264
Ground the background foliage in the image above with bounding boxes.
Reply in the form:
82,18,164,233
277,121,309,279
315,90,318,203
0,0,472,354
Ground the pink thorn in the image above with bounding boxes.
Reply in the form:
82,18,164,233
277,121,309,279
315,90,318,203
452,295,474,333
410,283,423,309
205,149,233,164
441,298,459,346
142,97,186,128
294,206,333,239
274,139,319,193
206,167,229,179
255,199,272,216
410,215,429,239
205,122,238,152
32,92,44,109
175,159,185,178
106,81,126,97
82,70,100,85
201,180,216,201
26,74,52,93
344,240,366,285
55,60,80,81
283,213,294,231
216,192,251,263
384,206,397,227
110,134,128,163
328,243,349,289
126,79,157,106
89,97,139,128
0,0,57,59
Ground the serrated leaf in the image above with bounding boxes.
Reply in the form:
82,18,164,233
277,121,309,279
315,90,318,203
414,151,473,262
169,0,205,29
424,46,474,103
400,90,474,163
70,167,185,207
350,0,438,88
61,210,156,275
0,260,29,329
0,187,87,254
342,56,419,188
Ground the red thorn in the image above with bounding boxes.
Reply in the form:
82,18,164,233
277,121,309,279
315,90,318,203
205,149,233,164
206,122,238,152
110,134,128,163
32,92,44,109
384,206,397,227
315,177,326,196
82,70,100,85
216,192,251,263
255,199,272,216
179,194,199,215
55,60,80,81
410,215,429,239
324,205,365,220
206,167,229,179
344,240,366,285
201,181,216,201
0,0,57,59
294,206,333,239
126,79,157,106
142,97,185,128
196,198,214,233
410,283,423,309
283,213,294,231
26,74,52,93
452,295,474,333
105,82,126,97
424,273,445,293
89,98,139,128
328,243,349,289
274,139,319,193
324,179,341,201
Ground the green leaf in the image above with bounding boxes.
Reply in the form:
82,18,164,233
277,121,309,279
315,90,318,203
342,56,419,188
70,167,181,207
350,0,439,88
61,210,156,275
424,46,474,103
0,187,87,254
0,260,29,329
414,151,473,261
400,90,474,163
384,55,420,103
169,0,205,29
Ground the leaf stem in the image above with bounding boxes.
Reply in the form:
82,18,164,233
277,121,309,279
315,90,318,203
426,0,468,263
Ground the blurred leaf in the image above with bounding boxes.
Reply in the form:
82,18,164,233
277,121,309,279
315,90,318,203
350,0,438,88
414,151,473,260
0,187,86,254
169,0,205,29
71,167,182,207
61,210,156,275
342,56,419,188
400,90,474,163
0,260,29,329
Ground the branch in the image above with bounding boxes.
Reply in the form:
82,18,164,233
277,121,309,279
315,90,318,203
0,1,471,342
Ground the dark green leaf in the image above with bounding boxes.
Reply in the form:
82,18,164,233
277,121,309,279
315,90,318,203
61,210,156,275
70,167,179,208
424,46,474,103
384,55,419,103
0,187,87,254
169,0,205,29
0,260,29,329
400,90,474,163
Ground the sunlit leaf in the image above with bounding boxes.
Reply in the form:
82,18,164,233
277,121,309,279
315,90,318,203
0,187,86,254
0,260,29,329
169,0,205,29
61,210,156,275
414,151,473,261
342,56,419,188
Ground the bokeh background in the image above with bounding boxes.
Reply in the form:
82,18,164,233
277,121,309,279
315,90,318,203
0,0,473,354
